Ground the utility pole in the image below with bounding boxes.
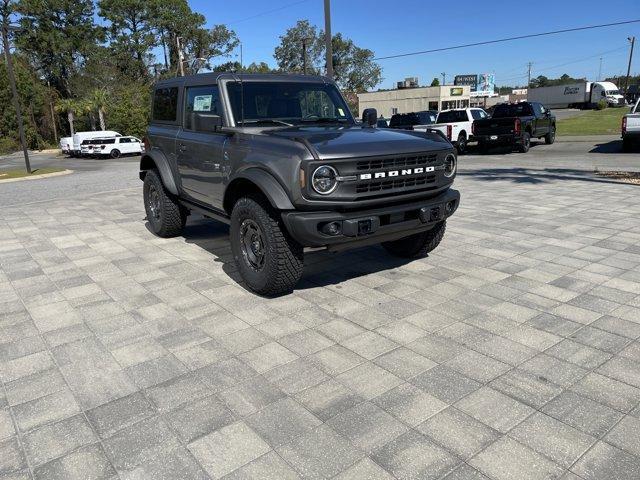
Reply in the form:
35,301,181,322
527,62,533,88
597,57,603,81
176,36,185,76
1,19,31,173
624,36,635,98
302,38,308,75
239,43,243,72
323,0,333,79
441,72,446,85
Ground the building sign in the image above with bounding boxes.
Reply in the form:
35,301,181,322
455,73,495,97
450,87,464,96
454,75,478,91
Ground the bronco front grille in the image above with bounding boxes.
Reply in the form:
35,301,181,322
356,154,437,171
356,174,437,194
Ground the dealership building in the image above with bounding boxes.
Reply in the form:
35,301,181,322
357,78,472,117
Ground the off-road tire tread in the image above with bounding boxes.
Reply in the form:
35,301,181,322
382,221,446,258
144,169,185,238
231,196,303,296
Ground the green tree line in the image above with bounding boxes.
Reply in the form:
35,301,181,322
0,1,382,154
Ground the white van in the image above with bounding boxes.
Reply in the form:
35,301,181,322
72,131,120,156
59,137,72,155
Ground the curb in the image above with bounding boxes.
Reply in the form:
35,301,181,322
0,169,74,183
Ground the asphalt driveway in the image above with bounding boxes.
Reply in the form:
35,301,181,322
1,142,640,479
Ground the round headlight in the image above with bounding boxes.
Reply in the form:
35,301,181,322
311,165,338,194
444,153,456,178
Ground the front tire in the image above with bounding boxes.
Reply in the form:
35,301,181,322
110,149,121,158
545,125,556,144
143,169,186,238
230,196,303,296
382,221,446,258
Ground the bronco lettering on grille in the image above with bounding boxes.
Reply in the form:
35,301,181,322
359,166,435,180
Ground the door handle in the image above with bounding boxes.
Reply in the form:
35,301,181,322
178,144,187,152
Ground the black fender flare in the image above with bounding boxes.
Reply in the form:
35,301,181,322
225,169,295,212
139,150,179,196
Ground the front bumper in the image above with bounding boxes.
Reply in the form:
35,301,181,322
281,188,460,251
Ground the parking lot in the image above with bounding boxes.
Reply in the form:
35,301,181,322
1,138,640,480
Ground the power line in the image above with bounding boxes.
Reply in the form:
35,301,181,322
373,19,640,61
224,0,311,26
496,45,629,83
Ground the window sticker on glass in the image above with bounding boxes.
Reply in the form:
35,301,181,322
194,95,213,112
337,108,344,116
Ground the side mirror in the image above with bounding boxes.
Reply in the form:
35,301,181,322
192,112,222,132
362,108,377,127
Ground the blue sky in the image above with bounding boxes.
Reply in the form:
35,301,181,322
191,0,638,89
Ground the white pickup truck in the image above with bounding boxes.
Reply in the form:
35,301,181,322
416,108,489,154
622,98,640,152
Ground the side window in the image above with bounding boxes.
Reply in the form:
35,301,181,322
471,110,482,120
152,87,179,122
184,85,221,130
119,138,131,143
533,103,544,116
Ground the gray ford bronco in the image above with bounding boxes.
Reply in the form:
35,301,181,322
141,73,460,295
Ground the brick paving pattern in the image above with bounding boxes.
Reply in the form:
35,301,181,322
1,172,640,479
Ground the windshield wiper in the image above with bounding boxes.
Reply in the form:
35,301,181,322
299,117,349,124
238,119,293,126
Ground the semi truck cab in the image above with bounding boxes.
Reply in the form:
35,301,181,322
591,82,626,107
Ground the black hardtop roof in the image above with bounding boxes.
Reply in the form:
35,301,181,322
154,72,331,88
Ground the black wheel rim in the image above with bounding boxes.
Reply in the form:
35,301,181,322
148,185,161,220
240,219,266,271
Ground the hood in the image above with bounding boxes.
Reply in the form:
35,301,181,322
265,126,451,160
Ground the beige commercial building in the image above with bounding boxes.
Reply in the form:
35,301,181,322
357,85,472,117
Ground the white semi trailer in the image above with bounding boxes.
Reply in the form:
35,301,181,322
528,81,625,109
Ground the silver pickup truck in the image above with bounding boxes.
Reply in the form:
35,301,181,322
622,98,640,152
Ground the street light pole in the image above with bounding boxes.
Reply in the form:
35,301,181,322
323,0,333,79
1,20,30,173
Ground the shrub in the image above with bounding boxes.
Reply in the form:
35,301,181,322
596,100,608,110
0,137,19,155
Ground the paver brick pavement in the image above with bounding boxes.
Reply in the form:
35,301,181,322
1,169,640,479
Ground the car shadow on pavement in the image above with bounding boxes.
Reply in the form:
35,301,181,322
175,215,414,295
589,140,623,154
467,140,546,155
457,167,637,185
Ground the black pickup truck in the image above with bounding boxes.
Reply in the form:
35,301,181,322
473,102,556,153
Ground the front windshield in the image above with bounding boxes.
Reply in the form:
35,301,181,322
227,81,353,126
